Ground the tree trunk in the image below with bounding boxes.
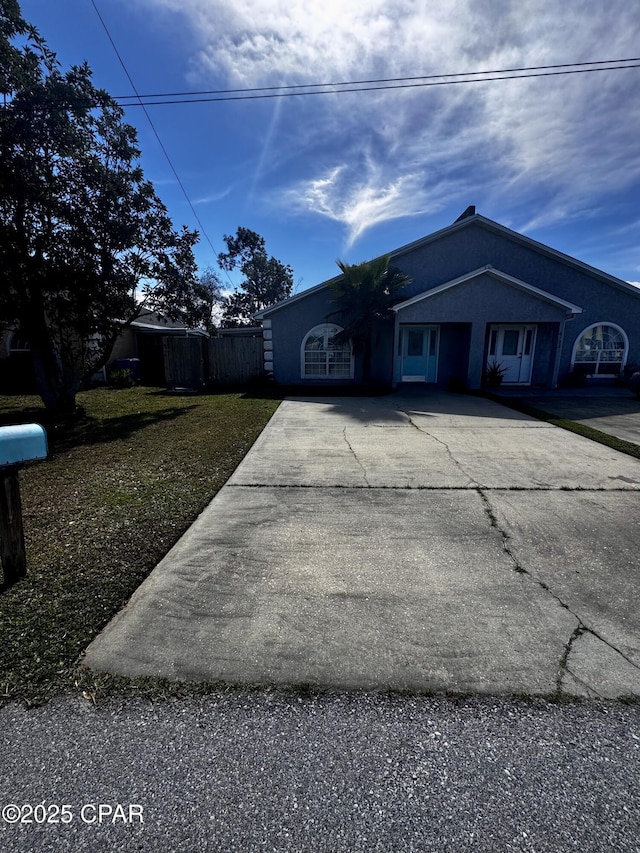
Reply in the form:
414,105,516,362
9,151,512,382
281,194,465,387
19,297,79,414
31,344,78,415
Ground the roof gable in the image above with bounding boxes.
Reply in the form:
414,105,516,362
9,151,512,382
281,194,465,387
392,266,584,315
255,211,639,318
389,215,640,297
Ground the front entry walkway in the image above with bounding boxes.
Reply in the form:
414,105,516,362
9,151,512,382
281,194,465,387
83,391,640,697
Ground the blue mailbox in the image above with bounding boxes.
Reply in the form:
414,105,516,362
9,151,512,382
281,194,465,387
0,423,48,588
0,423,48,468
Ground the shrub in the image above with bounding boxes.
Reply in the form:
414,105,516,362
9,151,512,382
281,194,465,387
108,368,135,388
483,360,508,387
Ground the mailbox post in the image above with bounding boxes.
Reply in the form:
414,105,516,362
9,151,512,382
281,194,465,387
0,424,48,588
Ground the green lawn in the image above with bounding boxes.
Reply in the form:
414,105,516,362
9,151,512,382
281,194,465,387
0,387,281,706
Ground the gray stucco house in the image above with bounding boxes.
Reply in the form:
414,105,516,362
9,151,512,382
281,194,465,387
255,207,640,390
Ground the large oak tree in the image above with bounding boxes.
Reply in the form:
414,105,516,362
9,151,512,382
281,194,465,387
0,0,215,413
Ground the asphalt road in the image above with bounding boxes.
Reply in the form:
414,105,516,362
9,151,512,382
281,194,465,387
1,692,639,852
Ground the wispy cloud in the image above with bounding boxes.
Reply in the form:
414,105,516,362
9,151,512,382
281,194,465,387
136,0,640,246
193,186,234,205
145,0,457,86
286,163,436,248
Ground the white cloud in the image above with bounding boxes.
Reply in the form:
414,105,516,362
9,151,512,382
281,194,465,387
193,186,233,205
139,0,461,85
286,164,437,248
136,0,640,244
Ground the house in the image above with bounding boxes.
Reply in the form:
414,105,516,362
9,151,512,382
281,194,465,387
105,310,209,386
0,310,209,391
0,330,35,392
255,207,640,390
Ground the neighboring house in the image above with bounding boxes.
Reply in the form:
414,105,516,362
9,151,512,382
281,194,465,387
255,207,640,390
0,310,209,391
0,330,36,392
106,310,209,385
215,326,264,338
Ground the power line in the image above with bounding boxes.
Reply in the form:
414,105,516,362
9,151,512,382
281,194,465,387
110,58,640,107
113,57,640,102
90,0,221,261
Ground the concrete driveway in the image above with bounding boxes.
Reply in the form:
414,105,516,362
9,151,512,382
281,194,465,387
497,386,640,447
83,391,640,698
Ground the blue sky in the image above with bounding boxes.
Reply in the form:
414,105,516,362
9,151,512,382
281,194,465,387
20,0,640,293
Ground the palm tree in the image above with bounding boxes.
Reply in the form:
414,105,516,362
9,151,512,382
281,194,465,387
328,255,411,384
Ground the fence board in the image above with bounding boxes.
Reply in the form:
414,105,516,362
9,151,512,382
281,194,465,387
208,336,263,385
162,336,205,389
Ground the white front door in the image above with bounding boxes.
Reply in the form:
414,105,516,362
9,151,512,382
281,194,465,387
488,325,537,384
400,326,439,382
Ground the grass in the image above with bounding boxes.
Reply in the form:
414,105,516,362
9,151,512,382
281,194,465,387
0,386,281,707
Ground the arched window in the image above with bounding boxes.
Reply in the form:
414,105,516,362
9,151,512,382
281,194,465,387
301,323,353,379
572,323,628,375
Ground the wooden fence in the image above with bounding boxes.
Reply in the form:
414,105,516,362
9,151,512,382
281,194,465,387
162,334,263,389
162,336,205,390
208,336,263,386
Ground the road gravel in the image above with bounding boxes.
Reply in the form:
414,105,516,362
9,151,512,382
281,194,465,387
1,692,639,852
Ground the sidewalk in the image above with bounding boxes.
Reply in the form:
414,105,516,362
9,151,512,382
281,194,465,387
83,391,640,697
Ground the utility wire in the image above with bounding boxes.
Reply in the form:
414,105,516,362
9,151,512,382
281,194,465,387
90,0,221,261
116,63,640,105
114,57,640,102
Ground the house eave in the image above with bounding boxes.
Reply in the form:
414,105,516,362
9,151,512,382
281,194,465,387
130,321,209,336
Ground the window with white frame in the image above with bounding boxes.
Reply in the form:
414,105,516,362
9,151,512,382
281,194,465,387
572,323,628,375
301,323,353,378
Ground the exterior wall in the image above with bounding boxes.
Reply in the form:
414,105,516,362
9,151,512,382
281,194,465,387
436,324,471,388
392,322,471,387
269,286,362,385
264,218,640,387
108,327,137,363
389,222,640,381
395,274,569,388
530,323,558,386
395,275,569,324
369,318,395,385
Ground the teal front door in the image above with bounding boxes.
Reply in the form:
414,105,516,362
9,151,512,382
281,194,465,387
400,326,439,382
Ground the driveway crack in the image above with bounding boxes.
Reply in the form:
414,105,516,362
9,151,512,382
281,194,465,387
556,628,605,698
477,488,527,574
397,407,479,488
342,428,371,487
478,487,640,694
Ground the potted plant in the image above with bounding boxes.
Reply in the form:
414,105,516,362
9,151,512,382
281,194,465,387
484,360,508,387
